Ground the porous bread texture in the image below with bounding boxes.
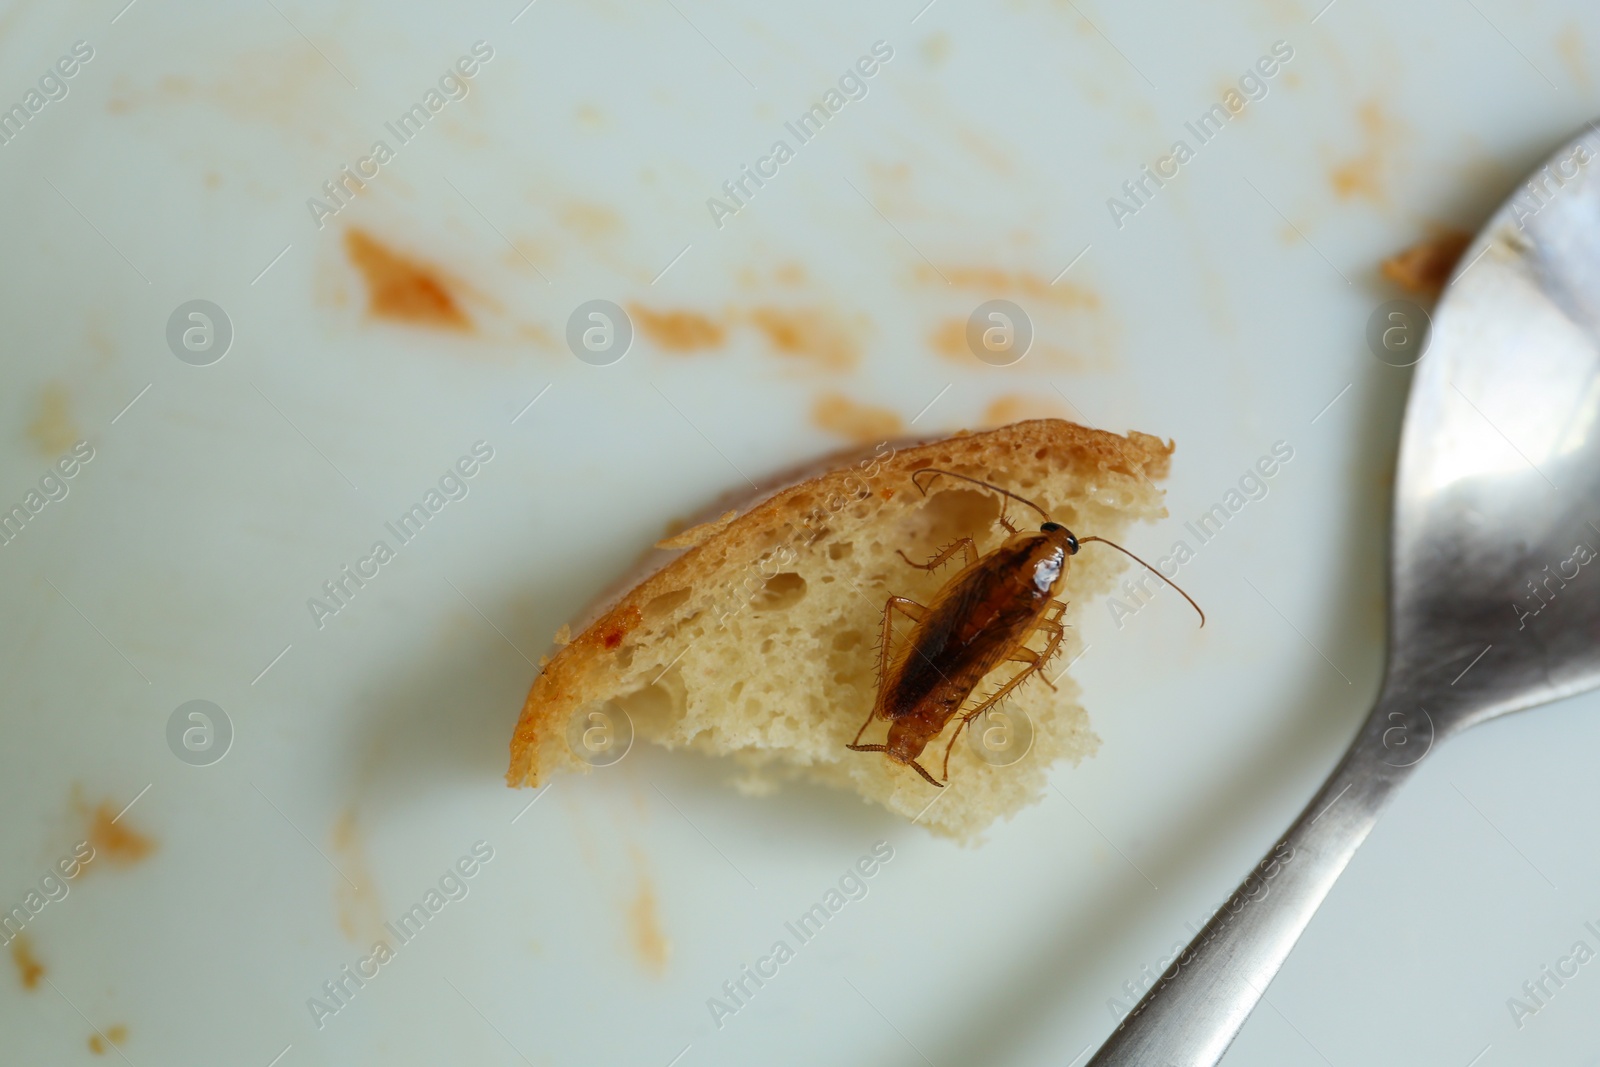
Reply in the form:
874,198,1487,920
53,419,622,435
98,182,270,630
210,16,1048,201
507,419,1173,840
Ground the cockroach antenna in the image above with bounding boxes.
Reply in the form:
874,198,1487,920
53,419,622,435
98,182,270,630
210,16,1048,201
1077,536,1206,627
908,467,1204,627
909,468,1051,521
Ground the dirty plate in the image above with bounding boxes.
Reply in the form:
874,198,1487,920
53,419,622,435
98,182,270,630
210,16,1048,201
3,2,1599,1065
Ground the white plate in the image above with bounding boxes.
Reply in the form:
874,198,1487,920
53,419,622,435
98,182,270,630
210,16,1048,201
2,1,1598,1064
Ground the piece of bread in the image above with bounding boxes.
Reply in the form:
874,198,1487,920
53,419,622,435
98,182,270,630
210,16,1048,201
507,419,1173,840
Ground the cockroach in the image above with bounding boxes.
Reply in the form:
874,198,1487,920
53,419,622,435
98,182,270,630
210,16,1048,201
847,469,1204,787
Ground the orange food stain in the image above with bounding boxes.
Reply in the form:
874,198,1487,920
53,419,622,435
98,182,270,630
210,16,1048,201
10,935,43,989
26,382,78,457
928,318,967,360
344,228,471,331
515,321,557,350
1557,24,1587,88
811,392,904,444
1329,101,1397,204
628,869,669,977
630,306,727,353
84,798,156,868
918,265,1100,310
981,393,1069,428
87,322,116,366
1380,230,1473,300
331,807,385,943
627,870,665,979
88,1024,128,1055
956,125,1014,175
746,307,861,370
736,263,809,289
1217,82,1249,118
559,201,622,240
112,46,337,130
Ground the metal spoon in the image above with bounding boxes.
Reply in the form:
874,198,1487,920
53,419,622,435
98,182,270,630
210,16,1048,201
1088,121,1600,1065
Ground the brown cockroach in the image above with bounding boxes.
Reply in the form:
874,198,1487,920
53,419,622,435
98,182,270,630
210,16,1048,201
847,469,1204,787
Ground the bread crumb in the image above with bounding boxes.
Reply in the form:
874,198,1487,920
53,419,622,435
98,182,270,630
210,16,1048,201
553,624,572,646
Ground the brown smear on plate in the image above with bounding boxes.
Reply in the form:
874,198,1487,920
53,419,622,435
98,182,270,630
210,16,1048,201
558,794,671,976
627,857,670,977
10,934,43,989
104,46,355,139
559,202,622,240
81,796,156,869
630,306,727,353
88,1024,129,1055
736,263,810,288
622,297,864,369
980,393,1069,428
26,382,79,457
811,392,904,444
331,807,386,943
1329,100,1399,204
1380,230,1473,300
746,307,861,370
920,265,1101,310
927,318,968,361
344,228,471,331
1557,24,1588,88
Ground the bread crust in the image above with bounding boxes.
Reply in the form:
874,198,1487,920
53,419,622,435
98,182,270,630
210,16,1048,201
507,419,1172,789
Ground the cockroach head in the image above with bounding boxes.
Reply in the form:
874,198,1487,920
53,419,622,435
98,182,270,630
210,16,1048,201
1039,521,1080,553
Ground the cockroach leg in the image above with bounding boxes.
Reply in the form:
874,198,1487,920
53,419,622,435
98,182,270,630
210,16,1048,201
1032,618,1066,675
850,596,928,749
895,537,978,574
1009,645,1056,691
847,715,880,750
938,624,1066,779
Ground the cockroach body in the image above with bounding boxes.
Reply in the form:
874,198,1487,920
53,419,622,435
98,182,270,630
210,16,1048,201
848,470,1202,787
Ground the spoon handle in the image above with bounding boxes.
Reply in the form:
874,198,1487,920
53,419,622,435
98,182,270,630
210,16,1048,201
1086,692,1422,1066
